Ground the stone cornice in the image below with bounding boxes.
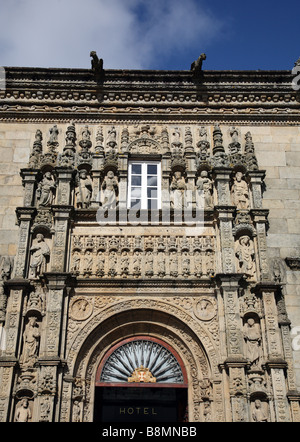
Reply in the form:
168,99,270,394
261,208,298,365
1,66,299,123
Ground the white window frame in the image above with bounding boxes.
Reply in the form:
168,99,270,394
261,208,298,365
127,161,161,210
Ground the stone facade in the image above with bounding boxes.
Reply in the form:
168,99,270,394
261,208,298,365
0,57,300,421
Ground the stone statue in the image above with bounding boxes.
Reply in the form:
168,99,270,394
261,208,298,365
48,124,59,148
90,51,104,81
196,170,213,209
15,398,32,422
191,53,206,76
101,170,118,209
252,399,268,422
120,251,129,278
75,169,93,208
170,171,186,209
236,235,256,279
36,171,56,207
29,234,50,279
71,251,81,275
133,251,141,278
20,316,40,369
145,251,154,277
231,172,249,209
96,251,105,277
244,318,262,369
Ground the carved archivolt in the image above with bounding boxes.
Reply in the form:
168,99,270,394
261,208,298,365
64,298,222,422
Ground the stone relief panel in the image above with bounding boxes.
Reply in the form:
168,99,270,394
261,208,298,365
70,234,216,279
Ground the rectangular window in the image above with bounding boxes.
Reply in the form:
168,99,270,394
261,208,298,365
128,161,161,210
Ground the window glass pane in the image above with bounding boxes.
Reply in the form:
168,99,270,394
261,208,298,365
147,176,157,186
147,187,158,198
148,199,158,210
131,199,141,209
131,187,142,198
147,164,157,175
131,164,141,175
131,176,142,186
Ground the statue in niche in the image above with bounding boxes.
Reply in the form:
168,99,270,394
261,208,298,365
29,233,50,279
169,251,178,277
75,169,93,208
71,251,81,275
182,251,190,276
15,398,32,422
145,251,154,277
157,252,166,277
244,318,262,370
236,235,256,279
101,170,118,209
203,401,211,422
120,251,129,278
20,316,40,369
252,399,268,422
36,171,56,207
96,251,105,277
231,171,249,209
170,171,186,209
133,251,142,278
108,251,117,277
194,251,202,277
204,250,215,277
83,251,93,276
196,170,213,209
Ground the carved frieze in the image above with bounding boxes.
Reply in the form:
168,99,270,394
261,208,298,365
70,234,216,279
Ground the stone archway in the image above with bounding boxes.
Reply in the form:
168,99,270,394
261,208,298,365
63,299,223,422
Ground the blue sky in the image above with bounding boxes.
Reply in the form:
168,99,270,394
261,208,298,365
0,0,299,71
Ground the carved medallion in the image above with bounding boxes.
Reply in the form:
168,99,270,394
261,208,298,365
70,298,93,321
194,298,216,321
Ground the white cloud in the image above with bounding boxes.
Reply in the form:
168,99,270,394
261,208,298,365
0,0,224,69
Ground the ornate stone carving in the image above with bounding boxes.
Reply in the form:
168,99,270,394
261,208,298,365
101,170,118,209
75,169,93,208
15,398,32,422
70,234,215,279
29,233,50,279
19,316,40,369
70,298,93,321
170,171,186,209
36,171,56,207
231,172,250,210
243,317,263,370
196,170,213,209
235,235,256,279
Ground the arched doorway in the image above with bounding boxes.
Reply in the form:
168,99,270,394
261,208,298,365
94,336,188,422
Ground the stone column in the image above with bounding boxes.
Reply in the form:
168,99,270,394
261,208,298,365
215,207,236,274
36,273,72,422
50,206,74,273
214,168,236,274
257,283,291,421
217,274,248,422
248,170,265,209
20,169,39,207
251,209,270,281
14,207,36,279
0,279,31,421
55,167,74,206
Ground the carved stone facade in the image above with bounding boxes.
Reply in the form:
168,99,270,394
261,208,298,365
0,60,300,422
